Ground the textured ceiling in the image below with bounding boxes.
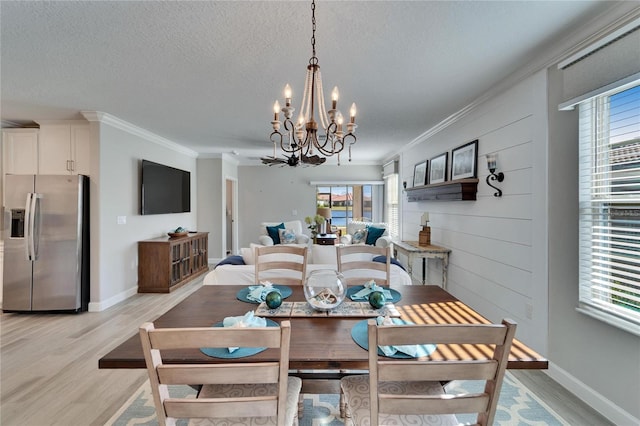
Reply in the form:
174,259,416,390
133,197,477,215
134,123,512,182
0,1,618,164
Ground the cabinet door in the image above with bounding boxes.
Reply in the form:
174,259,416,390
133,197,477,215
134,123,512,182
2,129,39,174
38,124,72,174
70,125,91,175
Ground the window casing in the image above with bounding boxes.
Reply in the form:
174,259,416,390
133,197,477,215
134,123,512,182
384,173,399,239
578,83,640,336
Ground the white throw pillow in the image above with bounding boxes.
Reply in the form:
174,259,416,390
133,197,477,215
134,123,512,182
351,228,368,244
278,228,297,244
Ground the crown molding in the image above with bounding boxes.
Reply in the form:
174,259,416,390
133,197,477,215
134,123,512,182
80,111,199,158
400,3,640,154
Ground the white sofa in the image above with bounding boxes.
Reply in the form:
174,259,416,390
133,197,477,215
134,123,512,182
258,220,311,246
204,244,411,286
339,220,393,249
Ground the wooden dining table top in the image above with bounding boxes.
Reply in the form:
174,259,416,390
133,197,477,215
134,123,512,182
98,284,548,370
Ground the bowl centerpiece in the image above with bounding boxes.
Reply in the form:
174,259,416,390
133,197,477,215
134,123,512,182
303,269,346,311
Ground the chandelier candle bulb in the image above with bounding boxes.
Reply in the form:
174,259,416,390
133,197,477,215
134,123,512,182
350,103,357,123
284,84,292,106
273,100,280,121
331,86,339,109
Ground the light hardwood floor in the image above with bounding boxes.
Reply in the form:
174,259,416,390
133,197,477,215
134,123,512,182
1,274,613,425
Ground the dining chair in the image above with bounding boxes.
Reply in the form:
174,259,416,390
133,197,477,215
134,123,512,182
337,245,391,285
139,320,302,426
340,318,517,426
255,245,308,286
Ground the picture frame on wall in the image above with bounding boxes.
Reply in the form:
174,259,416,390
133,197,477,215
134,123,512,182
429,152,448,184
451,139,478,180
413,161,428,187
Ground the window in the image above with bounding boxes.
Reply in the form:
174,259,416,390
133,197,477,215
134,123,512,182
578,83,640,336
316,185,377,235
384,173,399,239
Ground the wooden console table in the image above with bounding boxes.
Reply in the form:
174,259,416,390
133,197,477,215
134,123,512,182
393,241,451,288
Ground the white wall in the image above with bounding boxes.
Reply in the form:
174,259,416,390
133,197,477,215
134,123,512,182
400,71,548,355
237,165,382,249
87,114,198,311
546,65,640,424
196,155,239,260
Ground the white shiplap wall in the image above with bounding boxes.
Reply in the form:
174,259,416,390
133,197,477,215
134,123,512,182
400,70,548,353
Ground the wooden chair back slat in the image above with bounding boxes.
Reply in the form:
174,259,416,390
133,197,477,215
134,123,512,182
157,363,280,385
378,360,498,382
164,398,277,419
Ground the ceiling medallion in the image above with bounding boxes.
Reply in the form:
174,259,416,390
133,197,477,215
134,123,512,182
263,0,357,167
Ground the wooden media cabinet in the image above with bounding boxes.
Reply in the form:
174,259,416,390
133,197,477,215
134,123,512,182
138,232,209,293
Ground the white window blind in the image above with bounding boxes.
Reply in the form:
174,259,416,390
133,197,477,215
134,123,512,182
385,173,399,239
578,84,640,336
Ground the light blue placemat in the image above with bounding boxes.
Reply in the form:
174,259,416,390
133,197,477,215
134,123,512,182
351,319,436,358
346,285,401,303
236,285,293,304
200,318,278,358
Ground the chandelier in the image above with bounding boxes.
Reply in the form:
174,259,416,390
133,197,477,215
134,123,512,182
264,0,357,167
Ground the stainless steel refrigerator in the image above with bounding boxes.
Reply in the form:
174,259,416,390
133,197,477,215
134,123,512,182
3,174,89,312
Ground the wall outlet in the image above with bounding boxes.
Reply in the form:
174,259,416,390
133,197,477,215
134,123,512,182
117,215,126,225
292,209,297,216
525,303,533,319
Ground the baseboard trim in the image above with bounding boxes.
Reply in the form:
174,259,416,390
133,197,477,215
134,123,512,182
547,362,638,425
88,286,138,312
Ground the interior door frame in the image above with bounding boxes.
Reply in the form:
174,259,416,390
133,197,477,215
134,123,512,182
224,176,238,256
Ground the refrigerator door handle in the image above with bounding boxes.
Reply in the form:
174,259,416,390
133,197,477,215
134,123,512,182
31,194,42,260
24,193,33,260
24,192,40,261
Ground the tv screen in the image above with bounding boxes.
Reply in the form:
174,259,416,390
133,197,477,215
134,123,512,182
141,160,191,215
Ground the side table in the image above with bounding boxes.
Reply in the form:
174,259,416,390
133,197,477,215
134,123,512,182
393,241,451,288
315,234,338,246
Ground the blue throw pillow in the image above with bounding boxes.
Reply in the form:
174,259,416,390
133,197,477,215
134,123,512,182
266,223,285,244
373,255,406,271
365,226,386,245
214,255,246,269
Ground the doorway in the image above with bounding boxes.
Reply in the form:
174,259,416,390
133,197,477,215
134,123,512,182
225,178,237,255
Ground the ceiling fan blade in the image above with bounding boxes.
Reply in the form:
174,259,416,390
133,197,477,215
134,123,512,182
301,154,326,165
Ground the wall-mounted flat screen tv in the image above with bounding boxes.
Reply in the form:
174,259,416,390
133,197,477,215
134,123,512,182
141,159,191,215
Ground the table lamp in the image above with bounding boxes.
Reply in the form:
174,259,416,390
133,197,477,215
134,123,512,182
419,212,431,246
317,207,332,235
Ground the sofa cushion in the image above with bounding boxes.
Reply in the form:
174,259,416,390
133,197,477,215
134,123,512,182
215,255,246,269
365,225,386,245
312,244,338,265
373,255,405,271
266,223,285,244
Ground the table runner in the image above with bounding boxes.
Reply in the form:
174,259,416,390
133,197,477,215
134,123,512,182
255,301,401,317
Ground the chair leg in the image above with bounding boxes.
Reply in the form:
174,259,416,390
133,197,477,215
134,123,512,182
340,389,347,419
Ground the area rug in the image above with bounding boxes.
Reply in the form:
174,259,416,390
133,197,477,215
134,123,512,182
106,372,569,425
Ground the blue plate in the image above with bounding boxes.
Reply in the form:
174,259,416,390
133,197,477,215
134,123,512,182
200,318,279,359
236,285,293,304
351,319,436,359
347,285,402,303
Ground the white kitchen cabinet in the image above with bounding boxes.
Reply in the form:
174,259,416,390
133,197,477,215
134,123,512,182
37,122,90,175
2,128,39,175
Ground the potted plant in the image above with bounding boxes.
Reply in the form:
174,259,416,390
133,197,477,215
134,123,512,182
305,214,326,239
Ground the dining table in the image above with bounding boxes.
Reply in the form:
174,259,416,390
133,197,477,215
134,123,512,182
99,284,548,372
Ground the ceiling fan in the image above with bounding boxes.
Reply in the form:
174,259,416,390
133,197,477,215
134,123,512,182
260,153,326,167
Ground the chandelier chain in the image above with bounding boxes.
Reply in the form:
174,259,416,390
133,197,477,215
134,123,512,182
310,0,317,63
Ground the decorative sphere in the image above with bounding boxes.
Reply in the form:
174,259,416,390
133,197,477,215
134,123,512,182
265,291,283,309
368,291,386,309
304,269,346,311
